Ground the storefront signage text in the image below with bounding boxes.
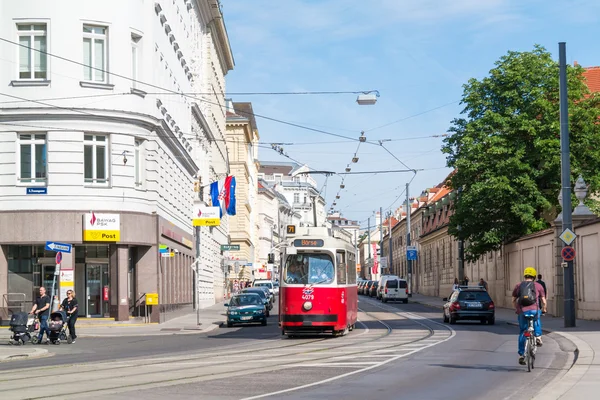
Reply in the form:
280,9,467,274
83,213,121,242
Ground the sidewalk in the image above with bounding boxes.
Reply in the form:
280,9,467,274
0,346,49,362
409,293,600,400
0,301,227,339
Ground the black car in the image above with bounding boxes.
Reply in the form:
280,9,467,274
368,282,379,297
241,288,272,317
443,286,495,325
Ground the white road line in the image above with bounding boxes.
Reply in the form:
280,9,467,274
240,301,456,400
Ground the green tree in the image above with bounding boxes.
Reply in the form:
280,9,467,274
442,45,600,261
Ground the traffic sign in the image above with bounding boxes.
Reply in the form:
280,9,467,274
559,228,577,246
55,252,62,264
561,246,576,262
221,244,241,251
407,245,418,261
159,244,168,254
45,241,72,253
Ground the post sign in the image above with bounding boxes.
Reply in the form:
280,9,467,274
83,213,121,242
193,205,220,227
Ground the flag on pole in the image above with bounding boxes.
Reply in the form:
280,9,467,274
210,176,236,218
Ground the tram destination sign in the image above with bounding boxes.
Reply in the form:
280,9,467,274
293,239,324,247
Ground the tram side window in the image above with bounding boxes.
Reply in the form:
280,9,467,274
336,251,347,284
347,252,357,284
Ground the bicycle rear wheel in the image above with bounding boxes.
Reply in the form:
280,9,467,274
524,340,531,372
530,338,536,370
527,337,535,371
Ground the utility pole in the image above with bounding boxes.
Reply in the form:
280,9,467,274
406,183,412,296
312,195,318,227
457,186,464,284
559,42,576,328
388,212,393,277
379,206,383,278
367,217,372,278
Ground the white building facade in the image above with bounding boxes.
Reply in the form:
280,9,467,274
258,162,326,228
0,0,233,322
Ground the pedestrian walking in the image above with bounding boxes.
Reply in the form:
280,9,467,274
479,278,488,291
452,278,460,291
30,287,51,343
464,276,470,286
537,274,547,308
60,290,79,343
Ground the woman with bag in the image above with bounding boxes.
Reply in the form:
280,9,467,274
60,290,79,343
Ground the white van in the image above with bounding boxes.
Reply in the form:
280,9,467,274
377,275,400,300
381,278,408,303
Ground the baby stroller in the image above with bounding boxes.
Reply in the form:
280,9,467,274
48,310,72,345
9,312,38,345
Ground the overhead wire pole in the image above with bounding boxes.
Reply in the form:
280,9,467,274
406,183,412,296
379,206,383,279
367,217,372,278
559,42,576,328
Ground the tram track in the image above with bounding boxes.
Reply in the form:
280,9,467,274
0,304,450,400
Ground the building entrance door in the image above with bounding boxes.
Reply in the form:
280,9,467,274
86,264,109,317
41,265,58,304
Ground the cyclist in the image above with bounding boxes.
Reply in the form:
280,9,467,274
512,267,547,365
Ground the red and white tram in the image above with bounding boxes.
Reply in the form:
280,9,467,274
279,226,358,337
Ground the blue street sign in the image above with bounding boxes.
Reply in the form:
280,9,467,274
45,241,72,253
26,187,47,195
407,246,418,261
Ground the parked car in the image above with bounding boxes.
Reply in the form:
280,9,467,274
358,281,367,295
368,282,379,297
381,278,408,303
240,288,272,317
377,275,401,300
363,281,375,296
253,280,275,302
443,286,495,325
225,293,267,327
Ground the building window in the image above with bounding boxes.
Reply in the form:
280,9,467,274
83,25,107,82
134,139,143,187
131,33,141,88
18,133,46,183
84,134,108,184
294,193,300,203
17,24,47,80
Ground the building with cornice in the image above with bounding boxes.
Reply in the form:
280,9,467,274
0,0,233,323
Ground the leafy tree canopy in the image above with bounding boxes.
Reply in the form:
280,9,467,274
442,45,600,261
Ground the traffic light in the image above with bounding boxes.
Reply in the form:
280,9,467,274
268,253,275,264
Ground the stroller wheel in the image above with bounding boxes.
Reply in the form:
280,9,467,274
67,336,73,344
31,336,39,344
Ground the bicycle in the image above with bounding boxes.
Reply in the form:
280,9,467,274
523,314,537,371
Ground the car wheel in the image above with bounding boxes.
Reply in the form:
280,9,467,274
403,299,408,304
443,312,449,323
488,317,495,325
450,315,457,324
383,298,387,303
227,321,233,328
261,320,267,326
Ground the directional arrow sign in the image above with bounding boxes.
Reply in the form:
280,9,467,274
45,241,72,253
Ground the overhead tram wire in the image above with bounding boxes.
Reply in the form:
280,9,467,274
0,37,365,144
365,100,461,133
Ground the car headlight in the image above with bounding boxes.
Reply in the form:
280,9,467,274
228,311,238,315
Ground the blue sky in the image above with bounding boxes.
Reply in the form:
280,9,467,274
222,0,600,226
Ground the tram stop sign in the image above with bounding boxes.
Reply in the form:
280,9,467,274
561,246,576,262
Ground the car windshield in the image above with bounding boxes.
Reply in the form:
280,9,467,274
458,291,492,301
284,253,334,285
242,289,266,299
230,294,262,306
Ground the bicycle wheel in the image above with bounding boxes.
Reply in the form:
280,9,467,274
530,338,536,370
527,338,534,372
524,340,531,372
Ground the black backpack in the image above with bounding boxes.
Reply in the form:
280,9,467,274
518,281,537,307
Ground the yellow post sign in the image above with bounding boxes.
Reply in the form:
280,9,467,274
192,206,221,227
83,213,121,242
146,293,159,305
193,218,220,226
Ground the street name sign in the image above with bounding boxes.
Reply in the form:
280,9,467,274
27,187,47,195
45,241,72,253
559,228,577,246
407,245,418,261
221,244,240,251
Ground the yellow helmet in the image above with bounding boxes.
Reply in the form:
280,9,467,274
524,267,537,278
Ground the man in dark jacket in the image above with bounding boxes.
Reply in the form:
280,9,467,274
537,274,547,307
30,287,51,343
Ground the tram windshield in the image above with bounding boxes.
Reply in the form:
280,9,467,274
284,253,334,285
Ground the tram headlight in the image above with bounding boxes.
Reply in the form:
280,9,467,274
303,301,313,311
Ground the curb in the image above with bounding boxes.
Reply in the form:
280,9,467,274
0,347,50,362
75,323,223,337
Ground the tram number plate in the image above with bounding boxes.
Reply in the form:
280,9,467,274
467,302,482,308
241,316,252,320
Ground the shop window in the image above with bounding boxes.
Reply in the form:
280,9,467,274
7,245,33,273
